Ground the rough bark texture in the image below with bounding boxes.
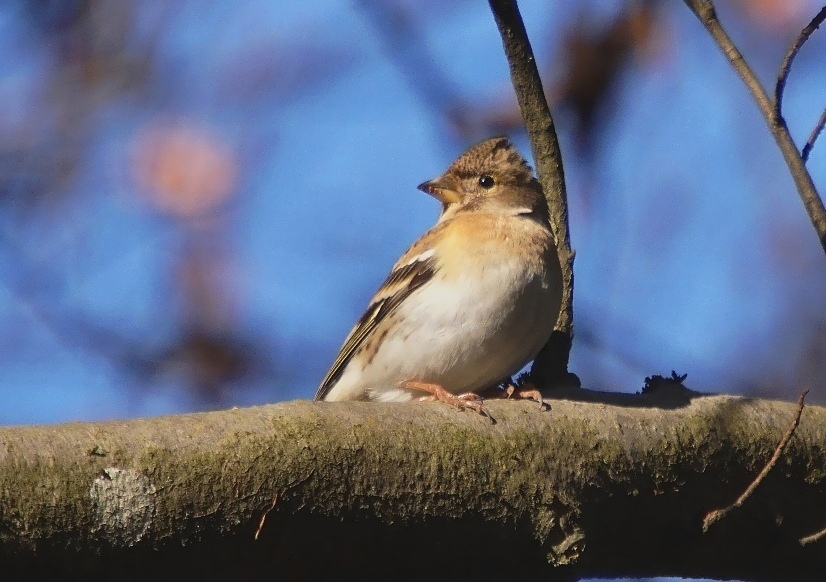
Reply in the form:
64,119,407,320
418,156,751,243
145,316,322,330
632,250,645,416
1,389,825,580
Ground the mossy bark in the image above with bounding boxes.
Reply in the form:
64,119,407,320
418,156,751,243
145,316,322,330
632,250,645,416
0,389,824,580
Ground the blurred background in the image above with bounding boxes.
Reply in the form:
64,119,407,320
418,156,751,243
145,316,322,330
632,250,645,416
0,0,824,427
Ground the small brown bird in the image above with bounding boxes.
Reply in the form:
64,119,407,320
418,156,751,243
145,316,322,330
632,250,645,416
315,137,562,414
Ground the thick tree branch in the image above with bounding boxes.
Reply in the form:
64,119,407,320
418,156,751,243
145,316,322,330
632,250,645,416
1,392,824,580
683,0,826,254
487,0,576,382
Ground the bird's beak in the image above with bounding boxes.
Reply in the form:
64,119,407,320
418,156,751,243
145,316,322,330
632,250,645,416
417,175,462,205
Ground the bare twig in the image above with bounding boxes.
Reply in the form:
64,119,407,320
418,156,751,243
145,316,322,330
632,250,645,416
702,389,809,532
254,492,278,540
802,108,826,162
683,0,826,255
800,524,826,546
487,0,576,381
775,6,826,119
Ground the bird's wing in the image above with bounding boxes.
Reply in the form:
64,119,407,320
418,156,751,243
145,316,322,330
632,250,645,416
314,247,439,401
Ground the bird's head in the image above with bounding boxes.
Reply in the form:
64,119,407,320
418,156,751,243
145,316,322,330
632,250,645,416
417,137,541,216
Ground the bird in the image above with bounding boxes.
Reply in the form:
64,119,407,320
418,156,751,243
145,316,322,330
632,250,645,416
314,136,562,417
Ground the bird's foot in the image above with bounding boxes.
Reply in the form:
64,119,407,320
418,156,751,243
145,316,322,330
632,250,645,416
502,381,550,411
400,380,494,423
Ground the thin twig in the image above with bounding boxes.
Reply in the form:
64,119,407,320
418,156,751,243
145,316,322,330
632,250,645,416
254,492,278,540
487,0,575,380
702,389,809,532
775,5,826,119
683,0,826,255
253,470,317,539
802,107,826,162
800,524,826,546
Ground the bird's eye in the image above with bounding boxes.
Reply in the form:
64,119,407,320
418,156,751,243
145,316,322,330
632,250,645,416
478,175,495,189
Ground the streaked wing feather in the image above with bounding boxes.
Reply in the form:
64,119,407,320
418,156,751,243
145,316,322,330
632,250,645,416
314,255,437,400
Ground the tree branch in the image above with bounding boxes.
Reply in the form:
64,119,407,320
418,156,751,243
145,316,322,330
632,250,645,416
802,107,826,163
800,524,826,546
775,6,826,119
683,0,826,255
487,0,576,382
1,393,824,579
